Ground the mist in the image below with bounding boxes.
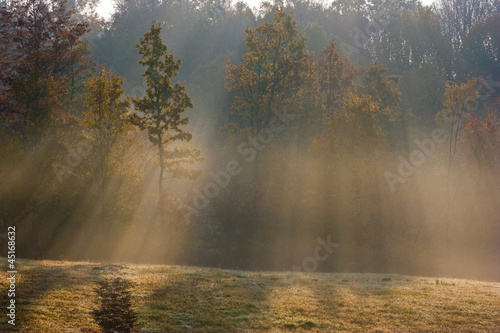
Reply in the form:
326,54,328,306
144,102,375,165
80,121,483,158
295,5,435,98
0,0,499,283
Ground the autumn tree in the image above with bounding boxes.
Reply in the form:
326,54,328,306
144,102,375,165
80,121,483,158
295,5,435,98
0,0,91,257
462,92,500,253
131,21,201,206
317,40,356,122
312,41,401,161
225,7,313,136
212,8,316,266
309,92,393,272
433,78,481,248
84,67,130,234
0,0,90,144
436,78,479,174
309,43,404,271
311,59,398,185
317,41,400,132
436,76,498,179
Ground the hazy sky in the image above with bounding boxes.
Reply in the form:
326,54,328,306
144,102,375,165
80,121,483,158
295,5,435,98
96,0,436,19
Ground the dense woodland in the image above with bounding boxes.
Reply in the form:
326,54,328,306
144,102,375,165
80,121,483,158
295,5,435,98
0,0,499,280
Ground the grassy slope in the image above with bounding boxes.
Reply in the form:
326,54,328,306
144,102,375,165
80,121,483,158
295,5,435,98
0,259,499,332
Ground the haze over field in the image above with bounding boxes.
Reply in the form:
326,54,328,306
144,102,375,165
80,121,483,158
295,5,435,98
1,0,500,331
1,0,499,278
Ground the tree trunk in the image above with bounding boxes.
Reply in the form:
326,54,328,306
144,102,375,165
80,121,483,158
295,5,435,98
158,133,164,208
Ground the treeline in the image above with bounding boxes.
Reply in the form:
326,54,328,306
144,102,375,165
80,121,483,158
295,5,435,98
0,0,499,280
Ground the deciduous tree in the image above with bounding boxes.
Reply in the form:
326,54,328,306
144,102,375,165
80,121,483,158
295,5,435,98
131,21,201,206
0,0,90,144
225,7,312,135
84,67,130,234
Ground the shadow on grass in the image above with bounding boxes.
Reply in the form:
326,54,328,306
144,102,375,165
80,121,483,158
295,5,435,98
138,268,272,332
0,261,124,332
93,276,137,333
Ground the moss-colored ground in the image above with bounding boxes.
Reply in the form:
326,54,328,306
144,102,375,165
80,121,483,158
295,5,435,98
0,258,499,332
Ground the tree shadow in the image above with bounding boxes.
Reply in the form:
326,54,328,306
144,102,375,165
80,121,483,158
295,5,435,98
138,267,273,332
0,261,123,332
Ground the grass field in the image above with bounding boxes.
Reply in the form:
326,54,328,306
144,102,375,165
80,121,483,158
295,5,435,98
0,258,499,332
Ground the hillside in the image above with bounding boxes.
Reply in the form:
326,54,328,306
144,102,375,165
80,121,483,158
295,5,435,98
0,258,499,332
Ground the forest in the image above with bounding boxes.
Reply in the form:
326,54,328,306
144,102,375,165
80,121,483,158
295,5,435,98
0,0,499,281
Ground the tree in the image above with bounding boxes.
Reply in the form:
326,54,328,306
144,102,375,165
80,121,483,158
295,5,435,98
309,48,404,272
462,12,500,79
359,62,401,121
435,0,499,51
0,0,90,144
435,78,480,246
317,41,401,132
317,40,356,122
84,67,130,234
0,0,90,258
303,22,329,56
373,4,452,75
309,93,392,272
367,4,451,123
225,7,312,135
436,78,479,173
131,21,200,206
215,8,316,266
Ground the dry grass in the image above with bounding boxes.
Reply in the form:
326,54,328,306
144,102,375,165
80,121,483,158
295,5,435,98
0,258,499,332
